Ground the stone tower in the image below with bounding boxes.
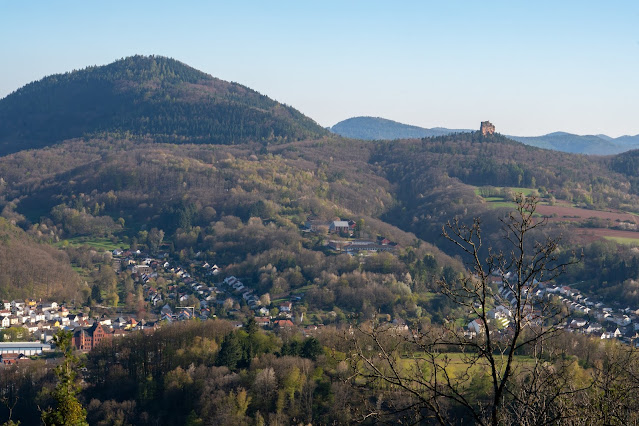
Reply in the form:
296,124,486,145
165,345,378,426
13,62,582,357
480,121,495,136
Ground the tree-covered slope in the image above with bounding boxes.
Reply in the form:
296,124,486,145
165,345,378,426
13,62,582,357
0,217,84,301
0,55,328,155
369,132,639,245
2,130,639,304
609,148,639,194
0,137,463,310
330,116,472,140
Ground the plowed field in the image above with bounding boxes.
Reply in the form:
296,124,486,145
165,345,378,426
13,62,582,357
535,205,639,224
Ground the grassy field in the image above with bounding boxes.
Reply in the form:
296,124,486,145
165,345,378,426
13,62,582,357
56,236,123,251
367,352,538,382
474,186,639,245
474,186,536,197
604,236,639,245
474,186,536,210
291,284,314,294
510,187,536,196
487,200,518,209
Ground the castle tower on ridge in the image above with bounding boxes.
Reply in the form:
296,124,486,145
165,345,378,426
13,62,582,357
480,121,495,136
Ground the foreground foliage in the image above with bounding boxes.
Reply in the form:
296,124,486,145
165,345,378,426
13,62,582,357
41,330,88,426
4,320,639,425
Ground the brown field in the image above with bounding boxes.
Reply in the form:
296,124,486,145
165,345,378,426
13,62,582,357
536,204,639,225
573,228,639,244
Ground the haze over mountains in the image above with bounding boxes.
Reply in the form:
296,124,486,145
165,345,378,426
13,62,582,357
329,116,473,140
509,132,639,155
331,116,639,155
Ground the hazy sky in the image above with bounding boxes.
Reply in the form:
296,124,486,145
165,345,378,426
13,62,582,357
2,1,638,137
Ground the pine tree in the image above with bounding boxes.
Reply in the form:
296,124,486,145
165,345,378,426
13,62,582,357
216,332,242,370
301,337,323,361
42,330,88,426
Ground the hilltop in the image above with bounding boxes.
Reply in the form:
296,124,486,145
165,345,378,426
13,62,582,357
0,55,328,155
331,116,639,155
330,116,472,140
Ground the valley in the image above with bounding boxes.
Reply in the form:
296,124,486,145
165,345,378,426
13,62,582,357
1,56,639,425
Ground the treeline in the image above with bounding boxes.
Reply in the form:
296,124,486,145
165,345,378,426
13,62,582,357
609,148,639,194
373,132,637,208
0,139,393,231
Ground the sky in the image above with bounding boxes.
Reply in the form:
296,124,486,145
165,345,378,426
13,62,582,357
1,1,638,137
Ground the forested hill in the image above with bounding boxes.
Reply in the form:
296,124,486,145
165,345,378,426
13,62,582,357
0,55,328,155
330,116,472,140
331,116,639,155
509,132,639,155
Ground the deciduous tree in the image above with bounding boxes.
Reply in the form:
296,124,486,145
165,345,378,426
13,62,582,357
349,195,584,425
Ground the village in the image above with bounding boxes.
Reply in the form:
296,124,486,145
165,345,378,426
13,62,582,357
465,270,639,345
5,215,638,365
0,215,402,363
0,247,306,362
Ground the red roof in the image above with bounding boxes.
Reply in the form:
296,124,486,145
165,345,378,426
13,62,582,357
275,319,294,328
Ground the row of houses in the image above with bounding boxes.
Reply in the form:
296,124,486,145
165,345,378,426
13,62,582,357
113,250,304,338
223,276,263,309
2,309,159,354
0,300,75,335
467,270,639,346
545,283,639,343
467,274,553,336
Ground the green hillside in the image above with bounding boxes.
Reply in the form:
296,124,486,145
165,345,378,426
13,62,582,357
0,55,328,155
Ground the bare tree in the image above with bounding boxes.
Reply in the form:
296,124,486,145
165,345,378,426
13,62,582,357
348,194,585,425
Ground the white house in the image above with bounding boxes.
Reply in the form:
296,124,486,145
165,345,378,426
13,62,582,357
468,319,485,334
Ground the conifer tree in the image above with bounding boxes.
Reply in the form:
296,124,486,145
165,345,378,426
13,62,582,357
216,332,242,370
42,330,88,426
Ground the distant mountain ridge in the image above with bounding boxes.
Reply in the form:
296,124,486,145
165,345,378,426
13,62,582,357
331,116,639,155
0,55,328,155
508,132,639,155
330,116,472,140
